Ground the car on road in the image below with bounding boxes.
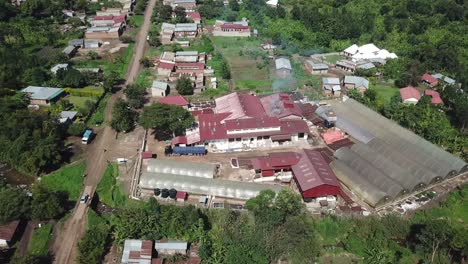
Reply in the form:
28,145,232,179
80,194,89,204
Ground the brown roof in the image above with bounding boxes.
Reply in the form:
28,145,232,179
0,220,19,241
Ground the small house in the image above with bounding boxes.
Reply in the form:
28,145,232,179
175,51,199,63
172,0,196,11
305,61,328,74
160,51,175,63
420,73,438,88
151,81,168,97
63,46,78,58
400,86,421,104
0,221,20,248
157,61,175,77
213,20,251,37
322,78,341,97
424,89,443,105
121,239,153,264
343,76,369,94
158,95,190,109
51,63,69,75
174,23,198,39
275,58,292,78
59,111,78,124
186,12,201,24
22,86,65,106
154,240,188,256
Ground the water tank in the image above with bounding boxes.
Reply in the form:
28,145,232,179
161,189,169,198
154,188,161,196
169,188,177,199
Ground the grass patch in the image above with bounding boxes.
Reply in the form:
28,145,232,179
130,15,144,28
211,37,270,90
136,68,154,88
68,96,97,110
73,44,135,78
87,94,110,126
96,163,127,207
41,162,85,201
88,208,109,229
372,82,399,103
323,54,343,64
27,224,53,257
316,217,353,245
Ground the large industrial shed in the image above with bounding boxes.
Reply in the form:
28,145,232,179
325,98,467,207
146,159,217,179
139,172,284,200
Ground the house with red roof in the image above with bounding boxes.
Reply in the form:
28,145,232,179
158,95,190,108
156,61,175,77
420,73,438,88
400,86,421,104
247,150,341,200
0,220,20,248
213,20,251,37
424,89,443,105
186,12,201,24
260,93,303,120
173,92,309,152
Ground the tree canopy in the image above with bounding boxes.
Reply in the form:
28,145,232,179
110,99,137,133
175,77,194,95
139,103,194,137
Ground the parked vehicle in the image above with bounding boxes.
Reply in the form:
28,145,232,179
81,129,93,144
80,194,89,204
172,146,206,156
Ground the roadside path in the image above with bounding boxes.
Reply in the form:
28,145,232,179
51,1,157,263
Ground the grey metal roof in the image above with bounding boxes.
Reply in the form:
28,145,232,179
174,0,195,3
175,23,197,31
306,61,328,70
59,111,78,123
51,63,69,73
344,76,369,89
431,73,444,79
121,240,152,264
151,81,168,90
146,159,216,179
76,67,102,73
155,241,187,250
275,58,292,70
63,46,76,55
322,77,340,85
22,86,64,101
68,39,84,46
443,76,455,85
356,62,375,70
176,51,198,56
139,172,284,200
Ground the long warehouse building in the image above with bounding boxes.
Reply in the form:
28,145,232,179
323,98,467,207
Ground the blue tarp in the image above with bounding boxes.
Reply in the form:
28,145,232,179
173,146,205,155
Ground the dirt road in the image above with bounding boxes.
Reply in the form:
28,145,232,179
51,1,157,263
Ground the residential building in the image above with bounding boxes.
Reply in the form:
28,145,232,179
399,86,420,104
343,43,397,62
175,62,205,74
305,61,328,74
0,221,20,248
171,0,196,10
160,23,176,44
121,239,153,264
322,77,341,97
160,51,175,63
58,111,78,124
213,20,251,37
186,12,201,24
175,51,199,62
91,14,127,29
68,39,102,49
76,67,103,74
155,240,188,255
343,76,369,94
63,46,78,58
432,73,456,86
156,61,175,77
22,86,65,105
336,59,375,73
158,95,190,108
51,63,69,75
150,81,168,97
260,93,303,120
424,89,443,105
420,73,438,88
275,58,292,78
174,23,198,39
85,26,121,39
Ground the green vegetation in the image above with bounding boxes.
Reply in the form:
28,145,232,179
372,82,399,104
77,209,110,264
130,15,144,28
136,68,154,88
27,224,53,257
322,54,343,64
139,103,195,138
96,163,127,207
68,96,98,110
110,99,137,133
87,94,110,126
40,162,85,201
0,184,31,224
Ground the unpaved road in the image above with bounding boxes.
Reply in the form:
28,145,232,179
51,1,157,263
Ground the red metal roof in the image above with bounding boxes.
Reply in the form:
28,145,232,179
142,151,153,159
321,129,344,145
292,149,340,193
0,220,19,241
176,191,187,199
158,61,175,70
424,89,443,105
399,86,421,101
187,12,201,20
158,95,189,106
191,108,214,117
214,92,265,120
175,62,205,69
221,23,250,30
420,73,438,86
171,136,188,146
251,152,301,170
225,116,281,130
260,93,303,119
94,15,114,20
